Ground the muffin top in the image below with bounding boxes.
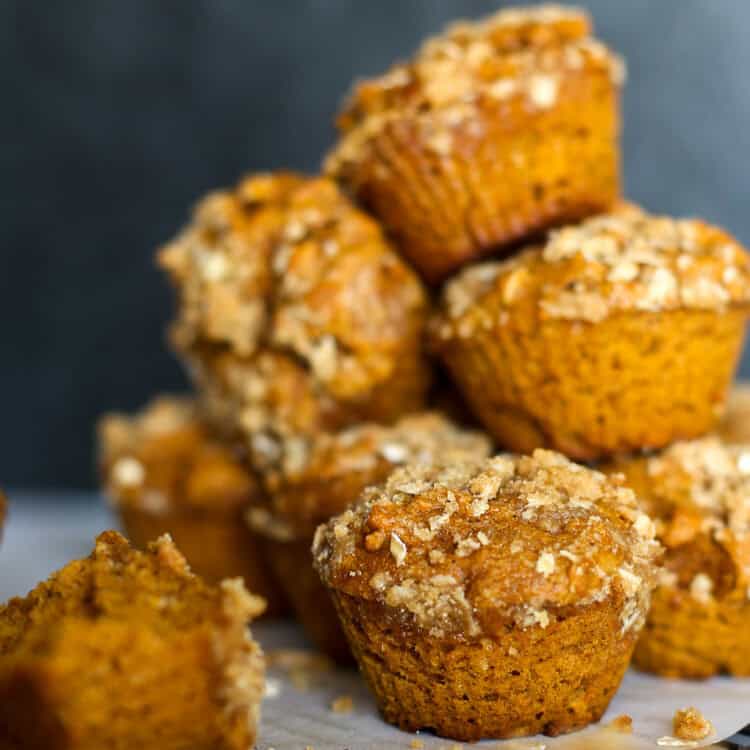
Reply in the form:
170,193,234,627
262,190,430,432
0,531,265,652
719,383,750,443
98,396,261,515
159,172,427,403
247,412,493,541
608,437,750,599
326,5,623,177
314,449,659,639
433,205,750,340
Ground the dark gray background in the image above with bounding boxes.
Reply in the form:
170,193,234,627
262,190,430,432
3,1,749,489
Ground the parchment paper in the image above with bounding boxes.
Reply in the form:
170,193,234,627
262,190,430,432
256,622,750,750
2,497,749,750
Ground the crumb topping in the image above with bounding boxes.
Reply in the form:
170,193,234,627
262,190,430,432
672,707,714,742
246,412,492,540
98,396,261,514
607,436,750,604
326,5,623,177
644,437,750,542
159,173,427,417
313,450,660,639
434,206,750,337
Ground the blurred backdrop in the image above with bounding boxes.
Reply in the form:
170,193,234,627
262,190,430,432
3,0,750,489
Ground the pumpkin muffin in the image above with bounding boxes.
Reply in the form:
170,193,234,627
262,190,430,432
325,5,623,281
98,395,287,617
607,437,750,678
719,382,750,442
247,412,492,662
0,531,265,749
313,450,660,741
159,172,430,460
431,205,750,459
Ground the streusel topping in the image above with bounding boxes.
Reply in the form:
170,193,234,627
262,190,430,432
643,437,750,541
98,396,260,514
246,413,492,540
326,5,623,177
607,437,750,602
314,450,659,638
434,206,750,337
159,173,427,403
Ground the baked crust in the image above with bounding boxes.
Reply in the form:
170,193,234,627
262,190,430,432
607,437,750,677
325,5,623,281
98,396,287,616
0,532,265,749
159,173,430,454
314,450,660,739
431,206,750,458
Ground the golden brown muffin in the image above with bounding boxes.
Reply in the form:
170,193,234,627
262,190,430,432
0,531,265,749
247,413,492,662
313,450,660,741
159,172,431,459
432,205,750,460
606,437,750,678
325,5,623,281
719,381,750,442
98,395,287,617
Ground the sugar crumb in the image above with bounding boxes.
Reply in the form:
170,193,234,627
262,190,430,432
607,714,633,733
673,707,714,741
331,694,354,713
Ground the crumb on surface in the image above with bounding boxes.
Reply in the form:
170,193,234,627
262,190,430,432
673,707,714,741
410,740,424,749
331,694,354,713
607,714,633,733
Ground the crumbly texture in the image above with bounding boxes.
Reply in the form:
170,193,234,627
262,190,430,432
672,707,714,741
325,5,622,281
98,396,287,615
607,437,750,677
719,382,750,442
159,172,430,451
314,450,660,740
247,412,493,540
0,531,266,749
249,413,491,662
431,206,750,459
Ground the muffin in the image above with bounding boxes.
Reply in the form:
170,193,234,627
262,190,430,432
0,531,265,749
159,172,430,461
719,381,750,442
247,412,492,662
313,450,660,741
325,5,623,281
607,437,750,678
98,395,287,617
431,205,750,459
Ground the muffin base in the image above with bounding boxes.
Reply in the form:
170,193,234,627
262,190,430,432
438,308,748,460
264,538,352,664
331,592,636,741
119,507,287,617
634,586,750,678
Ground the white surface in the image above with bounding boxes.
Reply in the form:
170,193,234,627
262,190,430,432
2,495,749,749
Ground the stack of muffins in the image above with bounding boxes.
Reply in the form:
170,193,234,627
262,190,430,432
97,4,750,743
